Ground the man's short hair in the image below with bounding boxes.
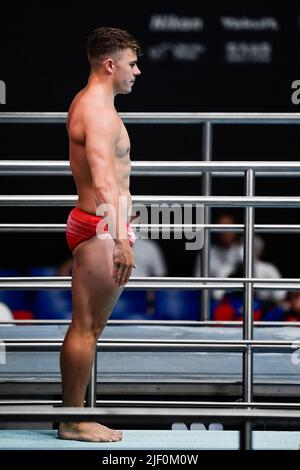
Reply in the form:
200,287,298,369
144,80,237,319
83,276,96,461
87,27,141,69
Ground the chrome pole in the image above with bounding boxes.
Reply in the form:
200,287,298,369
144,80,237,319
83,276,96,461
201,121,213,320
240,420,253,450
86,350,97,408
2,111,300,124
242,168,255,449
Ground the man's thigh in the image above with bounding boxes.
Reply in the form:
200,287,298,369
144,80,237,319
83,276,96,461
71,236,123,321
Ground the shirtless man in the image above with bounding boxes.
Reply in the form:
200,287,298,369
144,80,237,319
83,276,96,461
58,27,141,442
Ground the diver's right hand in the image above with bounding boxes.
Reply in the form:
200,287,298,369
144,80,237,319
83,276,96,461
112,239,135,287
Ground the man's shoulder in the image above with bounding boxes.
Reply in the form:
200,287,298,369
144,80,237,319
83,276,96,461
83,103,119,125
68,91,120,138
69,90,118,120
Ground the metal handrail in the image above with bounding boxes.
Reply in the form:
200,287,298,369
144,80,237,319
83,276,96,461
1,111,300,123
0,405,300,421
1,160,300,175
0,276,296,290
1,223,300,233
1,160,300,178
0,319,298,326
2,399,300,409
4,337,300,345
1,342,248,352
2,337,300,349
3,400,300,409
0,195,300,207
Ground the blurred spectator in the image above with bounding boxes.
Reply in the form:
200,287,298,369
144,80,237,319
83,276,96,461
226,235,285,303
213,291,263,321
212,235,286,321
194,213,242,300
133,238,167,277
251,235,286,303
194,213,241,278
263,291,300,322
281,292,300,322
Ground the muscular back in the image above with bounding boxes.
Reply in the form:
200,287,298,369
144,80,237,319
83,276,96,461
67,89,132,215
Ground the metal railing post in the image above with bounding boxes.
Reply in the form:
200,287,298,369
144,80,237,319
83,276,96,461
240,420,253,450
242,168,255,449
201,121,213,320
85,350,97,407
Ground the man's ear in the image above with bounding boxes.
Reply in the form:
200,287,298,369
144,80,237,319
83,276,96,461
104,58,114,74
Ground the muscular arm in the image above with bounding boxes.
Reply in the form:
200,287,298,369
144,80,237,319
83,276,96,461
84,106,134,286
84,107,125,242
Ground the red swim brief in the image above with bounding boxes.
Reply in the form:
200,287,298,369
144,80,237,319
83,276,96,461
66,206,135,252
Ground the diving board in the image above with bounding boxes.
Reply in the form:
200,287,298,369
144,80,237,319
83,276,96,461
0,430,299,450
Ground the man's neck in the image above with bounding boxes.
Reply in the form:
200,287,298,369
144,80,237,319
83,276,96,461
87,72,115,105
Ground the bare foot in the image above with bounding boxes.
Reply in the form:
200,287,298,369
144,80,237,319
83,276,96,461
58,422,123,442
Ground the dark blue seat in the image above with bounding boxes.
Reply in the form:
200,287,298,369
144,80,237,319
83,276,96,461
29,266,72,319
154,290,201,320
0,268,31,313
110,291,148,319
